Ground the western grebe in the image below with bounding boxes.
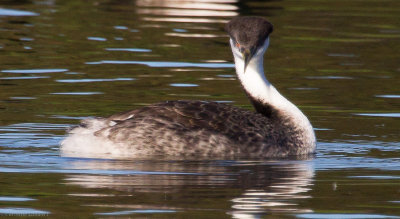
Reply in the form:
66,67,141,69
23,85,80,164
61,16,316,158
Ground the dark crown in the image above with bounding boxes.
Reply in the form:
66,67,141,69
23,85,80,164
225,16,273,49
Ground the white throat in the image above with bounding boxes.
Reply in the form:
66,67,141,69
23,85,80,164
230,38,316,146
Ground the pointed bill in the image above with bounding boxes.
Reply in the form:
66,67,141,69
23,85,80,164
242,49,252,73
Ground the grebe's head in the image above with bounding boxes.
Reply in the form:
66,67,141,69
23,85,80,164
225,16,273,72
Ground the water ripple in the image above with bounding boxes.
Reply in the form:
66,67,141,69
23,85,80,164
297,213,399,219
170,83,198,87
137,8,237,17
0,8,39,16
305,76,353,80
0,76,50,80
50,92,103,95
348,175,400,180
173,28,187,33
165,33,224,38
87,37,107,41
105,48,151,52
0,196,35,202
113,26,128,30
0,208,49,215
142,17,228,23
95,209,177,216
0,167,201,175
56,78,135,83
355,113,400,118
86,60,234,68
1,69,68,74
375,95,400,99
10,97,36,100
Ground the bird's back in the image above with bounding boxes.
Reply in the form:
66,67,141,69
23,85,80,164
61,100,300,158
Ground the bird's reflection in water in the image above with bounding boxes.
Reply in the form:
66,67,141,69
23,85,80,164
63,157,314,217
228,161,314,218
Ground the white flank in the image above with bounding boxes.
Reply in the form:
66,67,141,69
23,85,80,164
60,118,126,158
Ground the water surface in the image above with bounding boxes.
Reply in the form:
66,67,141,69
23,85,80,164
0,0,399,218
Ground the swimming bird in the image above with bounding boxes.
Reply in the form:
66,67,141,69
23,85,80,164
61,16,316,159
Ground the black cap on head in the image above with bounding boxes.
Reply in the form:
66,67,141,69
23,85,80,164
225,16,273,49
225,17,273,72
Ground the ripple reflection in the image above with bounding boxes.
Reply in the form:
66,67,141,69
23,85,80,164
63,159,314,217
86,60,233,68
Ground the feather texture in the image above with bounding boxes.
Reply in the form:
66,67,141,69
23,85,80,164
61,100,314,158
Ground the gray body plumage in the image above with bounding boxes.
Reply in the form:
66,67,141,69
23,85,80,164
68,100,310,158
61,16,316,159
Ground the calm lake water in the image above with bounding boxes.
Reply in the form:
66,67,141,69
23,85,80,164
0,0,399,218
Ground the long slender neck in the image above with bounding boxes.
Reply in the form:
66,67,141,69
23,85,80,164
231,39,315,147
233,44,300,120
239,66,296,118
